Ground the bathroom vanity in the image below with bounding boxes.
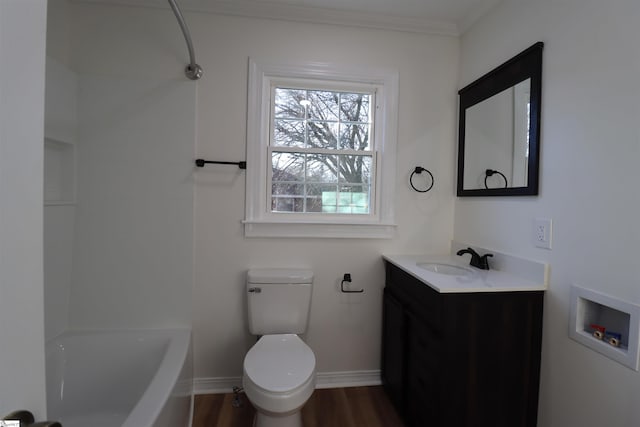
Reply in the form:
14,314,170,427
382,253,546,427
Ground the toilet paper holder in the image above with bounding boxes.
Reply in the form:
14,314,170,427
341,273,364,293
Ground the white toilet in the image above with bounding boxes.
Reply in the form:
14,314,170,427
243,268,316,427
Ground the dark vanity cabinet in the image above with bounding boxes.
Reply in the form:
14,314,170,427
382,262,544,427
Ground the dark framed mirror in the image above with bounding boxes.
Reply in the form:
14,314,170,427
457,42,543,196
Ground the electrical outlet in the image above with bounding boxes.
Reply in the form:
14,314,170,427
533,218,552,249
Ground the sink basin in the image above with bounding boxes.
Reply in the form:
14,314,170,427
416,262,474,276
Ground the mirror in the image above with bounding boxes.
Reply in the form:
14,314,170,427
457,42,543,196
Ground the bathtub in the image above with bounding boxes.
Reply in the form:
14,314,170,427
46,329,193,427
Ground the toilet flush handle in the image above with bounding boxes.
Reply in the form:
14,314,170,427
248,287,262,293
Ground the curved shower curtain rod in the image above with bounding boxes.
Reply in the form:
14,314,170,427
167,0,203,80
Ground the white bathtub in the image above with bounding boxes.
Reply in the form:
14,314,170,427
46,329,193,427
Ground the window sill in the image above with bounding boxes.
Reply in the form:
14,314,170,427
243,220,396,239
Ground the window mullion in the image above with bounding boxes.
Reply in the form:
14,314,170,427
270,146,374,156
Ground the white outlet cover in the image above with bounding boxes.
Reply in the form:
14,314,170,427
533,218,552,249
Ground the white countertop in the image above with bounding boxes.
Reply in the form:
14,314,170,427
383,254,548,293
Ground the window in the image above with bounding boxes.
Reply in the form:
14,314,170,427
271,86,375,215
244,59,398,238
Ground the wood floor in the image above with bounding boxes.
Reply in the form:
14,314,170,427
193,386,404,427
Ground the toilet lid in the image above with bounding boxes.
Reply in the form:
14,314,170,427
244,334,316,392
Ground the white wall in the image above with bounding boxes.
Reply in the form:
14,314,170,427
190,13,458,383
67,75,195,329
43,0,195,333
46,0,72,66
457,0,640,425
64,3,459,385
0,0,47,419
44,56,78,340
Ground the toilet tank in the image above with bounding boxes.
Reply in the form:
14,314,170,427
247,268,313,335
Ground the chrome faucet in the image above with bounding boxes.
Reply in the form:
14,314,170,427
456,247,493,270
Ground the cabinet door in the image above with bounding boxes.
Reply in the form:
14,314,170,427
382,290,406,415
406,313,441,427
441,293,542,427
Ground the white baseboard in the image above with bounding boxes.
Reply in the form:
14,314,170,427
315,370,381,389
194,370,381,395
195,376,242,394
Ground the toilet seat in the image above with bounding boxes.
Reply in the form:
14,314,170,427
244,334,315,391
243,334,316,414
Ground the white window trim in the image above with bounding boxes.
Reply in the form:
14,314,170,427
244,58,398,238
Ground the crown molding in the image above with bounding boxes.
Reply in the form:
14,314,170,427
71,0,460,36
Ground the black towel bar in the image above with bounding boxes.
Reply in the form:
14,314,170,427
195,159,246,169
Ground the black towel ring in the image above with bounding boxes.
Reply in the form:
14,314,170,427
409,166,434,193
484,169,508,189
